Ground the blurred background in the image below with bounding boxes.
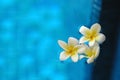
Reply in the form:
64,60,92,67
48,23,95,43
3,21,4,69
0,0,120,80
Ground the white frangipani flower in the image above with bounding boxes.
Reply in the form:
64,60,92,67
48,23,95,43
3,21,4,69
79,23,106,46
58,37,86,62
79,43,100,64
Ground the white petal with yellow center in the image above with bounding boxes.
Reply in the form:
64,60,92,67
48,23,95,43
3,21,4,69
83,43,100,64
79,23,106,47
58,37,85,62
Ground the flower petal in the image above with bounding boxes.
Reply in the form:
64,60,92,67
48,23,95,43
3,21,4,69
89,40,95,46
79,55,86,60
75,44,86,54
58,40,68,51
87,56,94,64
79,26,91,36
79,36,89,43
68,37,78,46
59,51,70,61
96,33,106,44
83,44,91,55
92,43,100,59
91,23,101,34
71,54,78,62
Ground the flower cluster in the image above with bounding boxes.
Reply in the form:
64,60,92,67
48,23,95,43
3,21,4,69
58,23,106,64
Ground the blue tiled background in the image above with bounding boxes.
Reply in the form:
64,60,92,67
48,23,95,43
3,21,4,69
0,0,101,80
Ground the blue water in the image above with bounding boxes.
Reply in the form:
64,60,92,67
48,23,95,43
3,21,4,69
0,0,100,80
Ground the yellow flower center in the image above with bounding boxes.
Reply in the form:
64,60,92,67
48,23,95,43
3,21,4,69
88,33,97,41
89,35,94,41
86,51,92,57
86,49,95,58
66,45,78,56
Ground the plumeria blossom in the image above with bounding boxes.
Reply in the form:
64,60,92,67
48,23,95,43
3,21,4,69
79,43,100,64
79,23,106,46
58,37,86,62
